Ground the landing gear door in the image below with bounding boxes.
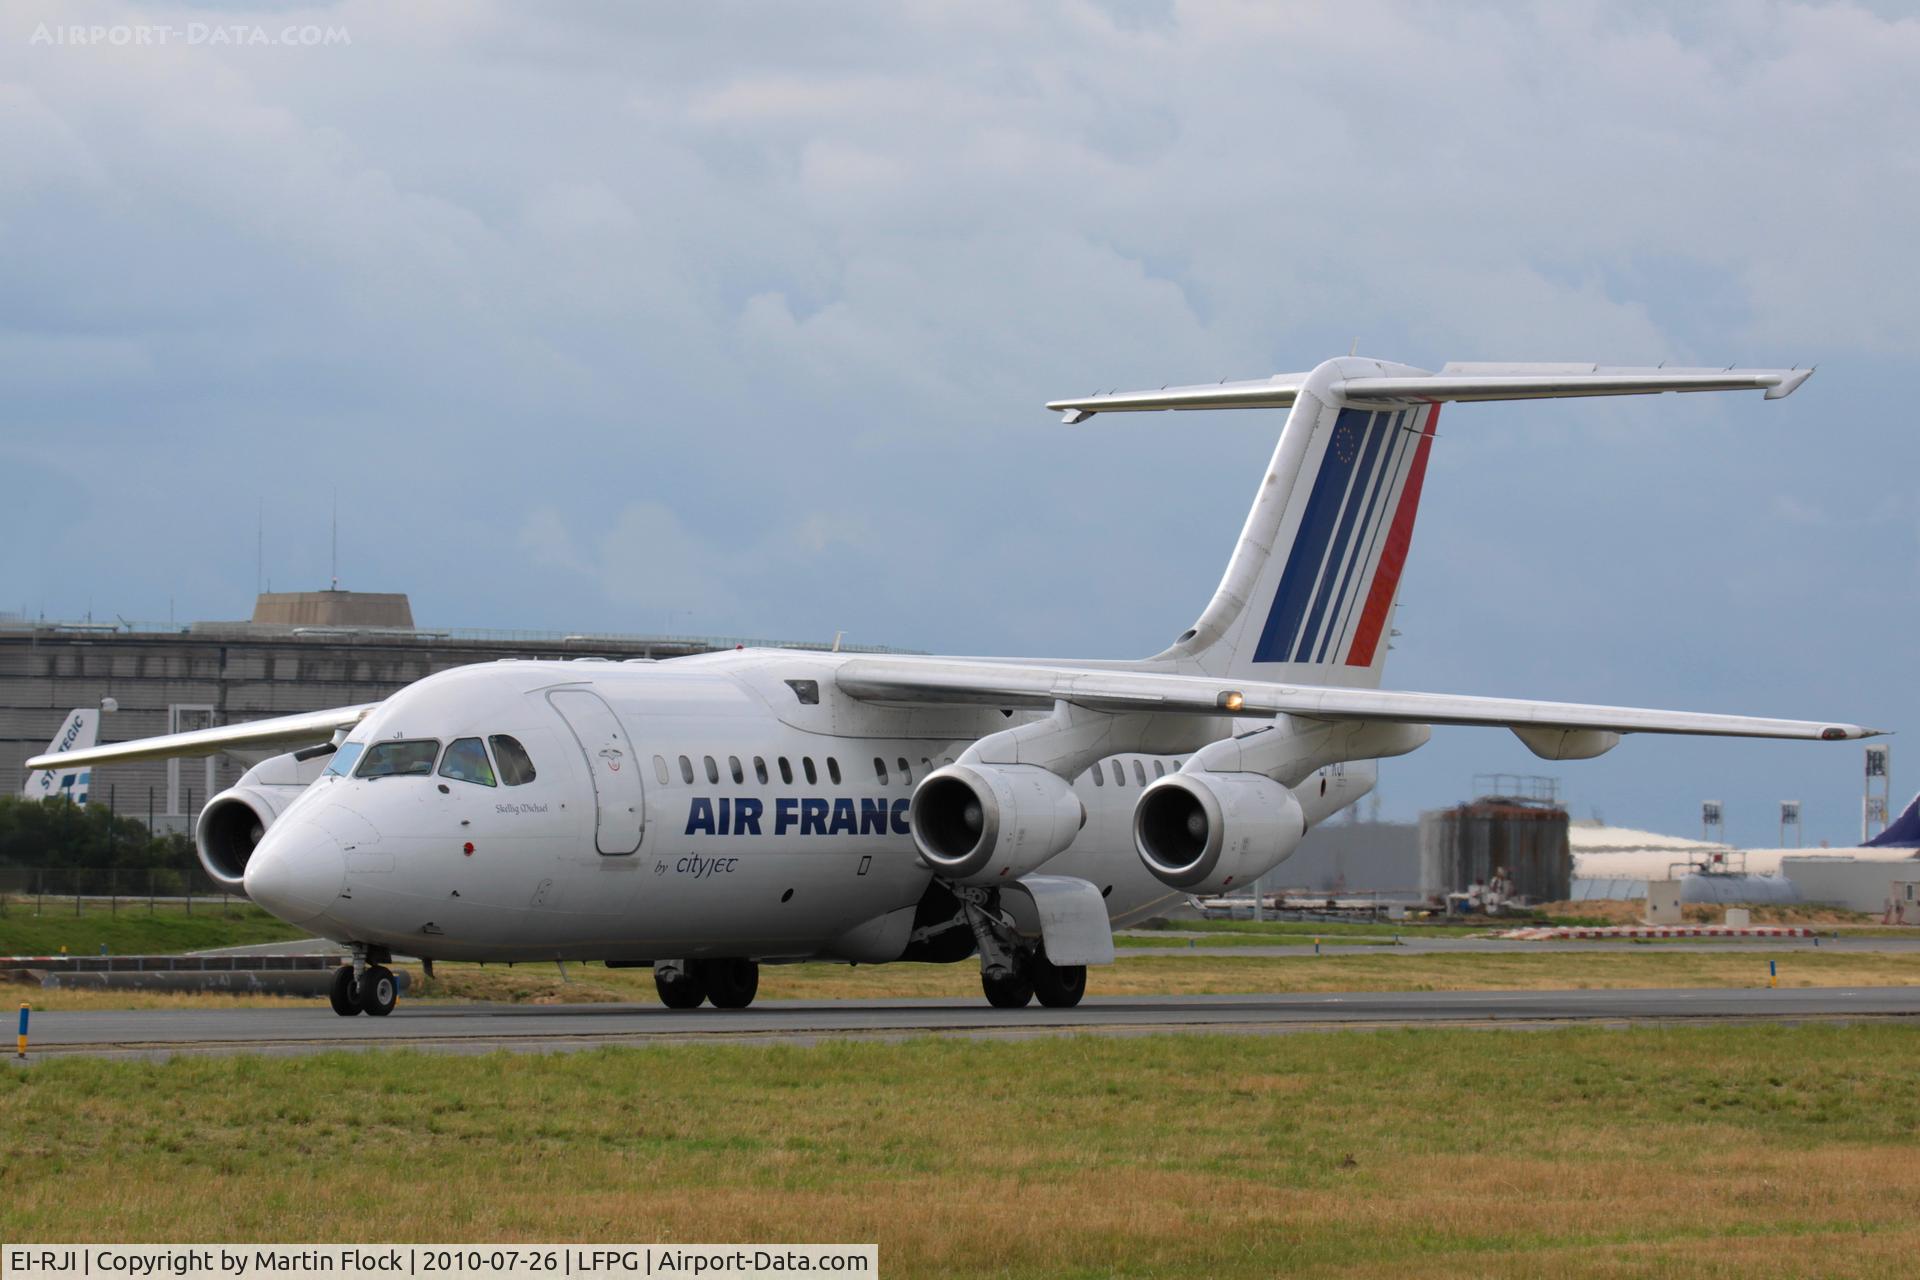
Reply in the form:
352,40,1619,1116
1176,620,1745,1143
548,689,645,856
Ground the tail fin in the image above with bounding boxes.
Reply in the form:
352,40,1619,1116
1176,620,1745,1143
1159,357,1437,684
22,708,100,804
1866,793,1920,848
1047,357,1814,685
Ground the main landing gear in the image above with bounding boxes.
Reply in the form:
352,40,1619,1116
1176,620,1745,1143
329,946,398,1017
653,958,760,1010
957,885,1086,1009
982,950,1086,1009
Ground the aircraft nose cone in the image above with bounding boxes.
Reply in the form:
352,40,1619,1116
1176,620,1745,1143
243,819,347,926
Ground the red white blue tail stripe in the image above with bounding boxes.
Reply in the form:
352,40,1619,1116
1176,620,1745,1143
1252,402,1437,667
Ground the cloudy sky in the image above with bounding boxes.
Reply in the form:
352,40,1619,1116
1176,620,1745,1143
4,0,1916,844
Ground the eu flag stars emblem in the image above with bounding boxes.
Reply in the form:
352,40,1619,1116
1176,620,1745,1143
1333,421,1358,464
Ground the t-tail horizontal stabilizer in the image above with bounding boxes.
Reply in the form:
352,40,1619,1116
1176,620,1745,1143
1048,362,1813,422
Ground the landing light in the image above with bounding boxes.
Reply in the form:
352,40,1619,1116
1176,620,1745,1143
1218,691,1245,712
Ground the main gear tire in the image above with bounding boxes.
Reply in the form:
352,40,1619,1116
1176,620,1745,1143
1031,957,1087,1008
982,969,1034,1009
706,959,760,1010
654,962,708,1009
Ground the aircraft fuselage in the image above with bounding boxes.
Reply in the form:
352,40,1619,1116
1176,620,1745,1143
240,650,1371,963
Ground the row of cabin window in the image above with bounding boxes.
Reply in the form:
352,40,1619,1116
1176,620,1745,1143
647,750,1178,791
655,753,950,788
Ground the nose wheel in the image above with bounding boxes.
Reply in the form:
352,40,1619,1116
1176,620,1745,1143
328,964,360,1016
328,961,399,1017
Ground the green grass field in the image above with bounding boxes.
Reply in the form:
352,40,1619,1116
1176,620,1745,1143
5,1025,1918,1276
0,900,311,957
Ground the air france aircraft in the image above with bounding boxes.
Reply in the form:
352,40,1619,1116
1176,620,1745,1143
31,357,1879,1017
22,706,102,805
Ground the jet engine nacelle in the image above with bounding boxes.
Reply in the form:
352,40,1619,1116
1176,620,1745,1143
1133,771,1306,894
194,750,331,890
908,763,1086,886
196,786,293,890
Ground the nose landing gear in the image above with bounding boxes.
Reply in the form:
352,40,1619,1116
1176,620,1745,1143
357,964,398,1016
329,946,399,1017
328,964,360,1017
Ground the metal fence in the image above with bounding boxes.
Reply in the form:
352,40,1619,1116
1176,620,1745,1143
0,865,245,918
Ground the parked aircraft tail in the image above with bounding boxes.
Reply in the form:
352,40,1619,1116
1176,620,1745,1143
1866,793,1920,848
22,707,101,805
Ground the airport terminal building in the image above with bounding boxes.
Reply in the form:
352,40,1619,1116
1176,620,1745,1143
2,590,905,833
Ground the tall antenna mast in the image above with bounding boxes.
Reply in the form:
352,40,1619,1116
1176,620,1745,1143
330,489,339,591
256,499,264,596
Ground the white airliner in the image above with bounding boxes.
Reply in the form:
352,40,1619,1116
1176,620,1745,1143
29,357,1878,1018
22,707,102,805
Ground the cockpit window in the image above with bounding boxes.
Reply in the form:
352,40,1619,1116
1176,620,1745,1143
491,735,537,786
357,739,441,779
439,737,497,787
324,742,366,777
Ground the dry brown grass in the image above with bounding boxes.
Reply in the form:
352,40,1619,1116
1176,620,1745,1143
414,949,1920,1003
18,946,1920,1011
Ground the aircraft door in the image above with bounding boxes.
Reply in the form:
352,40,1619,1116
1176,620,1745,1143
548,689,645,856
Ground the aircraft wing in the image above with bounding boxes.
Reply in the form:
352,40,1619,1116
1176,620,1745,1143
1046,363,1813,422
23,703,381,771
834,658,1878,742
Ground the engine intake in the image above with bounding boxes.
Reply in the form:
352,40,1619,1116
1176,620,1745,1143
195,786,292,890
1134,771,1305,894
909,763,1085,885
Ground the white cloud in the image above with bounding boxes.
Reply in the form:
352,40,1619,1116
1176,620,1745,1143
2,0,1916,841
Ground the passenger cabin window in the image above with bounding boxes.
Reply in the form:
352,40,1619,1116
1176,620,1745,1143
779,757,794,784
897,757,912,784
1110,761,1125,786
324,742,366,777
729,756,745,784
358,739,441,779
704,755,720,785
679,755,695,785
1153,760,1166,779
1132,760,1148,787
754,756,769,784
921,758,933,777
827,758,842,785
874,757,889,784
1091,764,1104,787
491,735,537,786
439,737,497,787
654,755,671,785
803,757,818,785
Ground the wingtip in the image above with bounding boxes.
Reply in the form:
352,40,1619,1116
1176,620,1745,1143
1765,368,1815,400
